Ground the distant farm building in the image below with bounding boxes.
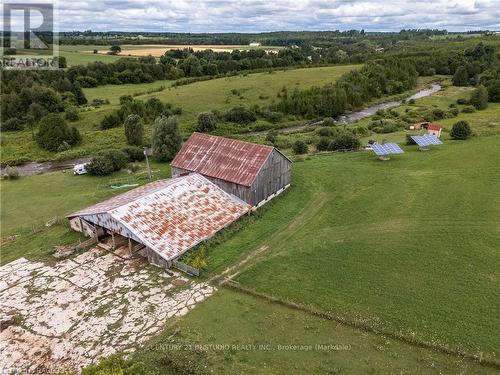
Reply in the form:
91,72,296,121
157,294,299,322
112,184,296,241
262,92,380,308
171,133,292,207
414,122,443,137
249,42,261,46
68,174,250,268
426,123,443,138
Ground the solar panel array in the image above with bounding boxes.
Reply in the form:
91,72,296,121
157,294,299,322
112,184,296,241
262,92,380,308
371,143,404,156
411,135,443,147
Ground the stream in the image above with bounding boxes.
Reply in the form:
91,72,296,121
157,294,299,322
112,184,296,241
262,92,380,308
250,83,442,135
1,84,441,177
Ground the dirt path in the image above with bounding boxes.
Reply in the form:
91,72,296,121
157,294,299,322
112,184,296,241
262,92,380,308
213,189,327,284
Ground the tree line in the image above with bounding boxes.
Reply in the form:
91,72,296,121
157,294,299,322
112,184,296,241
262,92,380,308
275,58,418,118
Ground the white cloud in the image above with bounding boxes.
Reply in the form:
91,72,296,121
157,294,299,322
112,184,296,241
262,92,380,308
48,0,500,32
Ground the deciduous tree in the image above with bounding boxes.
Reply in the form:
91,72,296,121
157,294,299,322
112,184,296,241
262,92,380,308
151,116,182,161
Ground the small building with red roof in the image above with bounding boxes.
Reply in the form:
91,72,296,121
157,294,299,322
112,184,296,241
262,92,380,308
414,122,443,138
426,123,443,138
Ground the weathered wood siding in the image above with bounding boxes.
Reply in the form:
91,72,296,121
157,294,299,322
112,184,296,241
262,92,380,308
171,149,291,207
250,149,291,206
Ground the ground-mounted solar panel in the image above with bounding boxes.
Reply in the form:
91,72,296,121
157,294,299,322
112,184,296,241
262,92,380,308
371,144,390,156
411,135,443,147
384,143,404,154
411,135,429,147
371,143,404,157
425,135,443,145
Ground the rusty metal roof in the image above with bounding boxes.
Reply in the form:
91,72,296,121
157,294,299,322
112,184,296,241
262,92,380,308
69,174,250,261
68,179,178,217
171,133,275,187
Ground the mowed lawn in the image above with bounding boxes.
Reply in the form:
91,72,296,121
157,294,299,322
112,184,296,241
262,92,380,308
202,136,499,359
129,289,493,374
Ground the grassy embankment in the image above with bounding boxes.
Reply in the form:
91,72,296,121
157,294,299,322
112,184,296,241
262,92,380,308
124,288,496,374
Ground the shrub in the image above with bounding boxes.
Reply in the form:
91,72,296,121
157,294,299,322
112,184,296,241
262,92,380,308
36,113,80,152
65,106,80,122
292,140,308,154
57,141,71,152
98,149,129,171
152,116,182,161
450,120,472,140
355,126,369,136
86,156,115,176
456,98,467,105
4,166,20,180
124,114,144,146
316,138,330,151
91,98,109,107
408,98,416,105
322,117,336,127
469,85,488,110
449,108,459,116
119,95,134,105
100,113,122,129
486,80,500,102
318,127,334,137
431,108,446,120
76,76,98,88
224,106,256,124
461,106,476,113
145,97,167,118
368,119,404,134
197,111,217,132
452,66,468,86
260,110,282,123
265,131,278,145
328,132,360,151
121,146,145,162
2,117,23,131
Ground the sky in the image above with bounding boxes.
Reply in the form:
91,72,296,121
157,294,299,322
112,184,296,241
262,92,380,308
3,0,500,33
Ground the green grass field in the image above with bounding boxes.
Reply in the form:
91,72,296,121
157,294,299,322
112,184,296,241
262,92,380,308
0,65,359,165
126,289,494,374
210,136,499,360
1,121,498,371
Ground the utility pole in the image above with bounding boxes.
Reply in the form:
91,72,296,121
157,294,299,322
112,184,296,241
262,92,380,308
144,147,152,180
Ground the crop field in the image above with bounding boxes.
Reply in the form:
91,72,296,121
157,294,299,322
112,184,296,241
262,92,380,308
58,44,282,66
208,136,499,361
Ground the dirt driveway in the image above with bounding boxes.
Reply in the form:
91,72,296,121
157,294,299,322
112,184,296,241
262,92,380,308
0,247,215,373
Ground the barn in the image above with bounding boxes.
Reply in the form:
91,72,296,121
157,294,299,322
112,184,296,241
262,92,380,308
67,174,250,268
171,133,292,207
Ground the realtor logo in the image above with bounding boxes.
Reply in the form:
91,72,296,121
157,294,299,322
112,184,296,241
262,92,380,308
2,1,59,69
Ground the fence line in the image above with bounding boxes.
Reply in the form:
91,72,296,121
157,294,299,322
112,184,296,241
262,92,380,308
172,260,201,276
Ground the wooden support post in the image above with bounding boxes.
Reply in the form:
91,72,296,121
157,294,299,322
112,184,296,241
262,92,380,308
111,232,116,250
128,238,133,257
